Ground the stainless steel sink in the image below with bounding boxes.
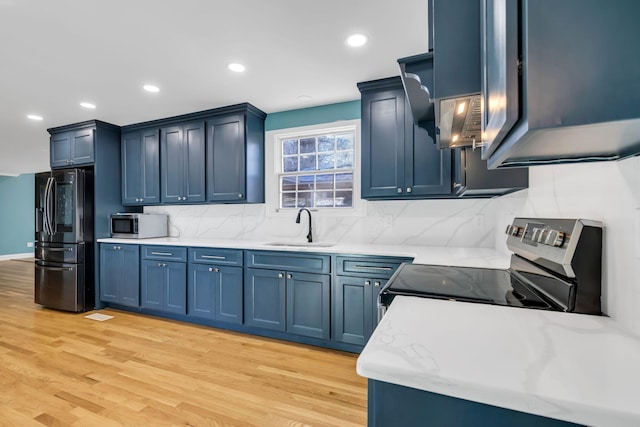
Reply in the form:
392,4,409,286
265,242,335,248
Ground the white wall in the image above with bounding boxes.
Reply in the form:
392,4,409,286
146,154,640,337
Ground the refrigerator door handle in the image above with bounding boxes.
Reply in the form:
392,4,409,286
45,177,55,235
43,177,51,235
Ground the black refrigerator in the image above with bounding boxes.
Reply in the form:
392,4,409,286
34,168,94,312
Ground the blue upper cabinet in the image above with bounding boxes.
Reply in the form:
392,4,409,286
206,105,265,204
359,77,452,199
50,126,95,168
160,121,205,204
122,103,265,206
480,0,640,168
121,128,160,205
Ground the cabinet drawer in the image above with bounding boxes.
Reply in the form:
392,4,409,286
142,246,187,262
336,255,412,278
189,247,243,266
245,251,330,274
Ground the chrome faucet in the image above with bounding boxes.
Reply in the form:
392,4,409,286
295,208,313,243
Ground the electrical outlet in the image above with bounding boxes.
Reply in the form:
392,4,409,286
26,241,34,248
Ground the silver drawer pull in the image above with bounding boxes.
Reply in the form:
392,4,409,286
40,266,73,272
354,265,393,271
201,255,226,260
151,251,173,256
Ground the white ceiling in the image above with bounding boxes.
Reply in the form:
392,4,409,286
0,0,428,176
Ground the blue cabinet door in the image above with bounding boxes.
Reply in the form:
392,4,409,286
361,85,406,198
141,260,165,310
188,263,216,319
99,244,121,303
407,121,453,196
160,122,205,204
216,265,243,324
70,127,95,166
286,272,330,339
50,132,73,168
206,114,246,203
188,263,242,323
183,122,205,203
119,245,140,307
99,244,140,307
244,268,286,331
141,259,186,313
122,129,160,205
333,276,374,346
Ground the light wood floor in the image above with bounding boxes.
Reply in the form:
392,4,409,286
0,259,367,426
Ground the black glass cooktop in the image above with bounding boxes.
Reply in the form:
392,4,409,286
379,263,558,310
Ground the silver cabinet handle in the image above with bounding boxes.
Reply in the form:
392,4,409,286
364,281,371,286
46,247,72,252
278,273,284,279
151,252,173,256
406,187,412,193
201,255,226,260
39,266,73,272
374,281,381,287
208,267,220,273
354,265,393,271
238,193,243,198
287,274,292,279
397,188,402,193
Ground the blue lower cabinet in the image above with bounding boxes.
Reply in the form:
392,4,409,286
286,272,330,340
333,276,386,346
188,263,243,324
244,268,286,331
244,268,330,339
141,259,187,314
99,243,140,307
368,380,582,427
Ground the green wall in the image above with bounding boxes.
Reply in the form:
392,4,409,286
0,173,34,256
265,100,361,131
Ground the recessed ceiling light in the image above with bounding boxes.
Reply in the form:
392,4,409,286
143,84,160,93
346,33,367,47
80,102,96,109
297,95,313,102
228,63,246,73
27,114,43,121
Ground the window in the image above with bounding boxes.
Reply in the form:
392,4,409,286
278,130,355,209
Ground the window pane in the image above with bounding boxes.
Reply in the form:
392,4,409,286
297,192,314,208
298,175,314,191
335,190,353,207
316,174,334,190
318,135,335,152
316,191,334,207
317,153,335,170
283,157,299,172
337,134,354,150
300,137,316,154
336,151,353,168
281,192,296,208
281,176,296,192
283,139,298,155
300,154,316,171
336,173,353,189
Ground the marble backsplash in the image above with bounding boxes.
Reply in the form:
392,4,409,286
146,154,640,336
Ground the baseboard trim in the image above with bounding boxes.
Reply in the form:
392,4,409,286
0,252,34,261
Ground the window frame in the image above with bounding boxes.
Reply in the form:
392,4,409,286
265,120,364,217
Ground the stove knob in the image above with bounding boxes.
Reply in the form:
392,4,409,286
546,230,566,247
531,227,542,242
505,225,514,235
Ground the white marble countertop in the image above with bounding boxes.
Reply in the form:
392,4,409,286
357,296,640,427
97,237,510,268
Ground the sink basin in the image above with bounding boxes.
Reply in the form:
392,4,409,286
265,242,335,248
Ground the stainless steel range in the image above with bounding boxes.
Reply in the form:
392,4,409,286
379,218,603,320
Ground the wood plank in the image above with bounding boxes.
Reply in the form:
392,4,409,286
0,260,367,425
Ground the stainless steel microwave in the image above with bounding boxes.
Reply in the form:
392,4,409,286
110,213,168,239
